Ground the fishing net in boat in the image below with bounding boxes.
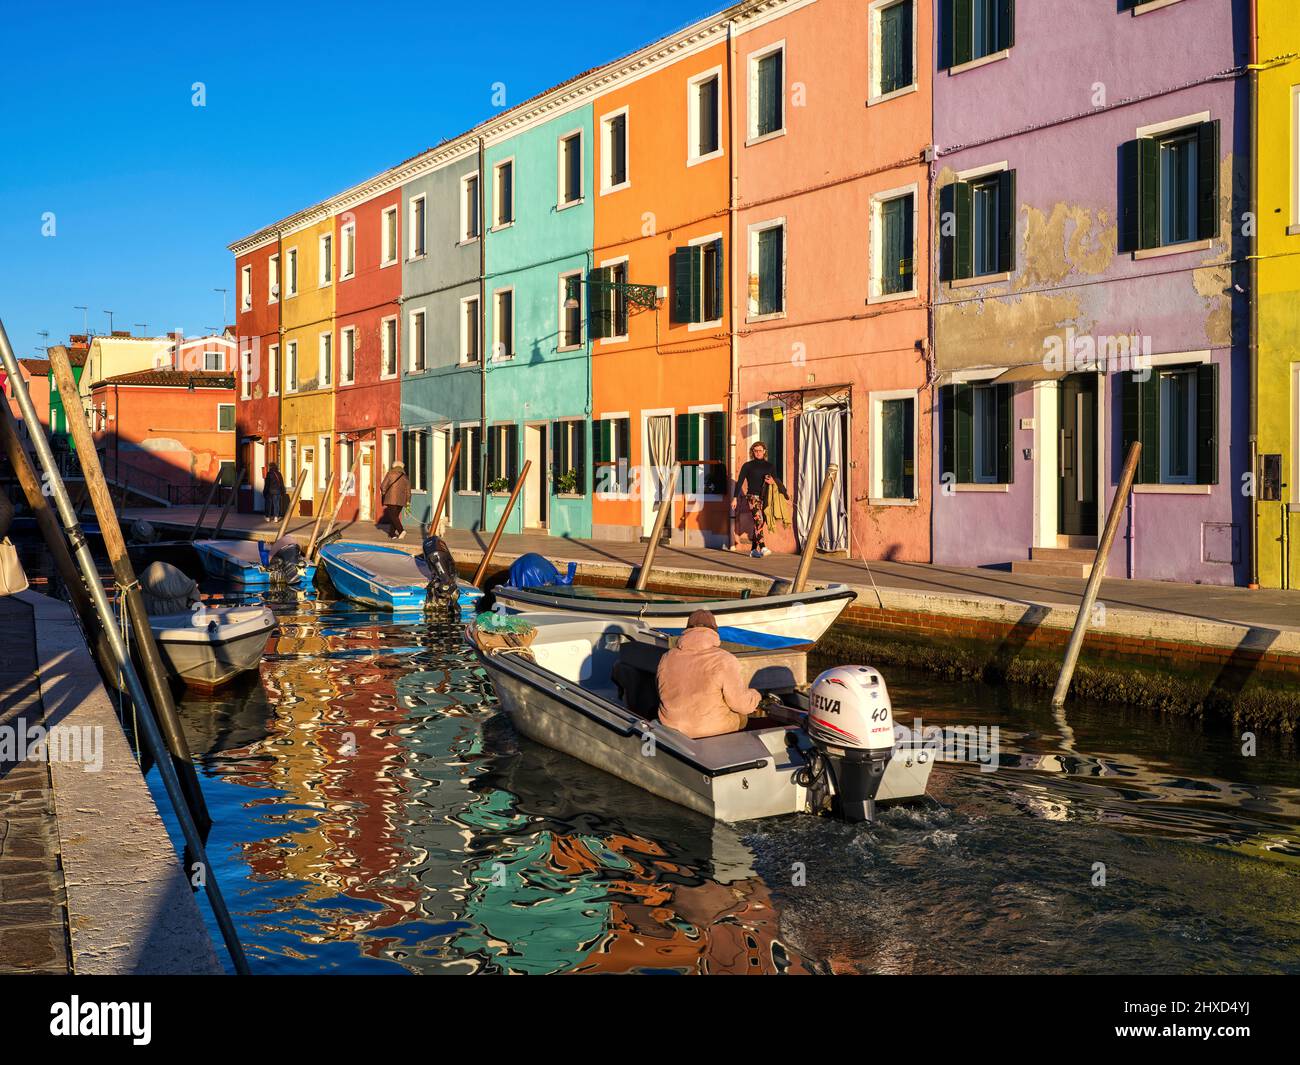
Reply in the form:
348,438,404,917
472,611,536,653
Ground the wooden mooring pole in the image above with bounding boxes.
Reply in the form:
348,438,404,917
2,331,248,974
1051,441,1142,709
428,438,462,537
633,463,679,592
187,474,221,541
275,468,310,542
792,464,838,593
472,460,531,589
209,467,246,539
305,469,337,559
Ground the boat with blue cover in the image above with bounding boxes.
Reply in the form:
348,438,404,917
193,536,316,589
317,538,482,614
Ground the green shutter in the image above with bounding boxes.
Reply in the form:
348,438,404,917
712,238,725,321
588,267,613,339
1139,137,1160,250
954,0,973,67
939,183,957,282
671,248,692,323
901,396,915,498
954,382,974,483
1119,139,1141,253
508,425,519,484
1196,363,1218,485
881,399,903,499
1196,120,1220,241
996,383,1014,484
707,412,726,494
1136,372,1160,484
998,0,1015,51
997,169,1016,274
954,180,973,281
939,0,955,69
1121,371,1140,480
940,385,956,479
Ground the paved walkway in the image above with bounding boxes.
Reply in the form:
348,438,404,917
0,595,70,974
126,506,1300,634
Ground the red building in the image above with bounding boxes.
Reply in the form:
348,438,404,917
233,241,283,513
333,188,403,526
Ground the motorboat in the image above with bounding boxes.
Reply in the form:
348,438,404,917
138,561,276,690
193,536,316,589
490,579,856,645
469,613,934,824
317,536,483,615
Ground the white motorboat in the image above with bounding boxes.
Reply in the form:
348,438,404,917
469,613,934,824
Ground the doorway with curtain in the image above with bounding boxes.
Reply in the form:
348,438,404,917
641,411,674,539
795,401,850,553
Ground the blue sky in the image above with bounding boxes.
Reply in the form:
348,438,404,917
0,0,717,358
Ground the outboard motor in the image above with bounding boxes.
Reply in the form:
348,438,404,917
805,665,896,822
266,541,304,585
421,533,459,611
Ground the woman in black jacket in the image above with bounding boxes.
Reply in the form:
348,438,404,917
733,442,780,557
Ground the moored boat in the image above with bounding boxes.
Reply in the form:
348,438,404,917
193,536,316,588
469,613,933,824
318,538,482,615
491,579,856,645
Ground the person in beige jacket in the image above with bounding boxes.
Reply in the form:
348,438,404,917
656,610,762,739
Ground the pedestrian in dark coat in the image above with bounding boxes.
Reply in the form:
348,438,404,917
263,463,285,522
379,461,411,540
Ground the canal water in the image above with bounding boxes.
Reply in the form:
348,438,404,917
143,590,1300,975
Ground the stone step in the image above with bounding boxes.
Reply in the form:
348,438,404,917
1030,546,1099,564
1011,557,1093,578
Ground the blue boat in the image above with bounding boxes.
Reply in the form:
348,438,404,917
193,537,316,589
317,540,482,614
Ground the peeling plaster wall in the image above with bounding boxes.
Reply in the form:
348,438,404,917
930,0,1251,585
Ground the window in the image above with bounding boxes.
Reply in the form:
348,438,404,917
407,429,428,493
455,425,482,493
339,437,355,495
268,344,279,397
689,71,721,161
318,435,332,491
940,381,1014,484
589,262,629,340
552,420,585,495
1121,121,1219,252
872,393,916,500
286,438,298,487
286,341,298,393
240,350,252,399
672,238,724,324
319,233,332,285
749,222,785,317
559,272,583,348
677,411,727,496
486,424,518,491
408,310,427,372
241,266,252,311
219,460,237,487
940,169,1016,281
340,327,356,384
750,45,784,140
1122,363,1218,485
461,173,480,242
872,1,915,100
341,223,356,279
494,160,514,227
493,290,514,359
382,206,398,265
602,110,629,191
318,332,332,387
461,296,480,362
939,0,1014,71
203,348,223,371
559,132,583,206
382,317,399,377
757,406,785,479
218,403,235,433
409,196,426,258
268,254,280,302
593,416,632,495
381,431,398,477
875,190,915,297
286,247,298,297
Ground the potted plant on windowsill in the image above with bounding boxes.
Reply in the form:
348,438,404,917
487,476,510,495
554,467,580,498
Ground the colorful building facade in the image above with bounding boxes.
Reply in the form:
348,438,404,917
234,242,282,513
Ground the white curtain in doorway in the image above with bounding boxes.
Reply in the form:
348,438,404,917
647,415,673,505
797,407,847,552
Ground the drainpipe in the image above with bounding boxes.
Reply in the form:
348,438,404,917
1248,0,1260,588
478,135,488,532
726,18,739,549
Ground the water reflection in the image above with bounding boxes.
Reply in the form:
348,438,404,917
155,598,1300,975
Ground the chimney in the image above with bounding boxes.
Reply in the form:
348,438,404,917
69,334,88,346
112,330,131,338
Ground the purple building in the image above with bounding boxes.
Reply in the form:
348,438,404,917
929,0,1250,585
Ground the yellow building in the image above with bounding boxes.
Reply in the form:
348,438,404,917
277,215,336,516
1256,0,1300,588
80,334,175,404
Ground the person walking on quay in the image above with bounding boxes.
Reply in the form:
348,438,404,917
379,460,411,541
263,462,285,523
732,441,786,558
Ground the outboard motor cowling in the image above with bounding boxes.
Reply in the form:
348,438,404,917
421,534,458,609
267,541,303,585
806,666,896,822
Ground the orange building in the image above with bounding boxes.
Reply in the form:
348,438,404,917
590,27,734,546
